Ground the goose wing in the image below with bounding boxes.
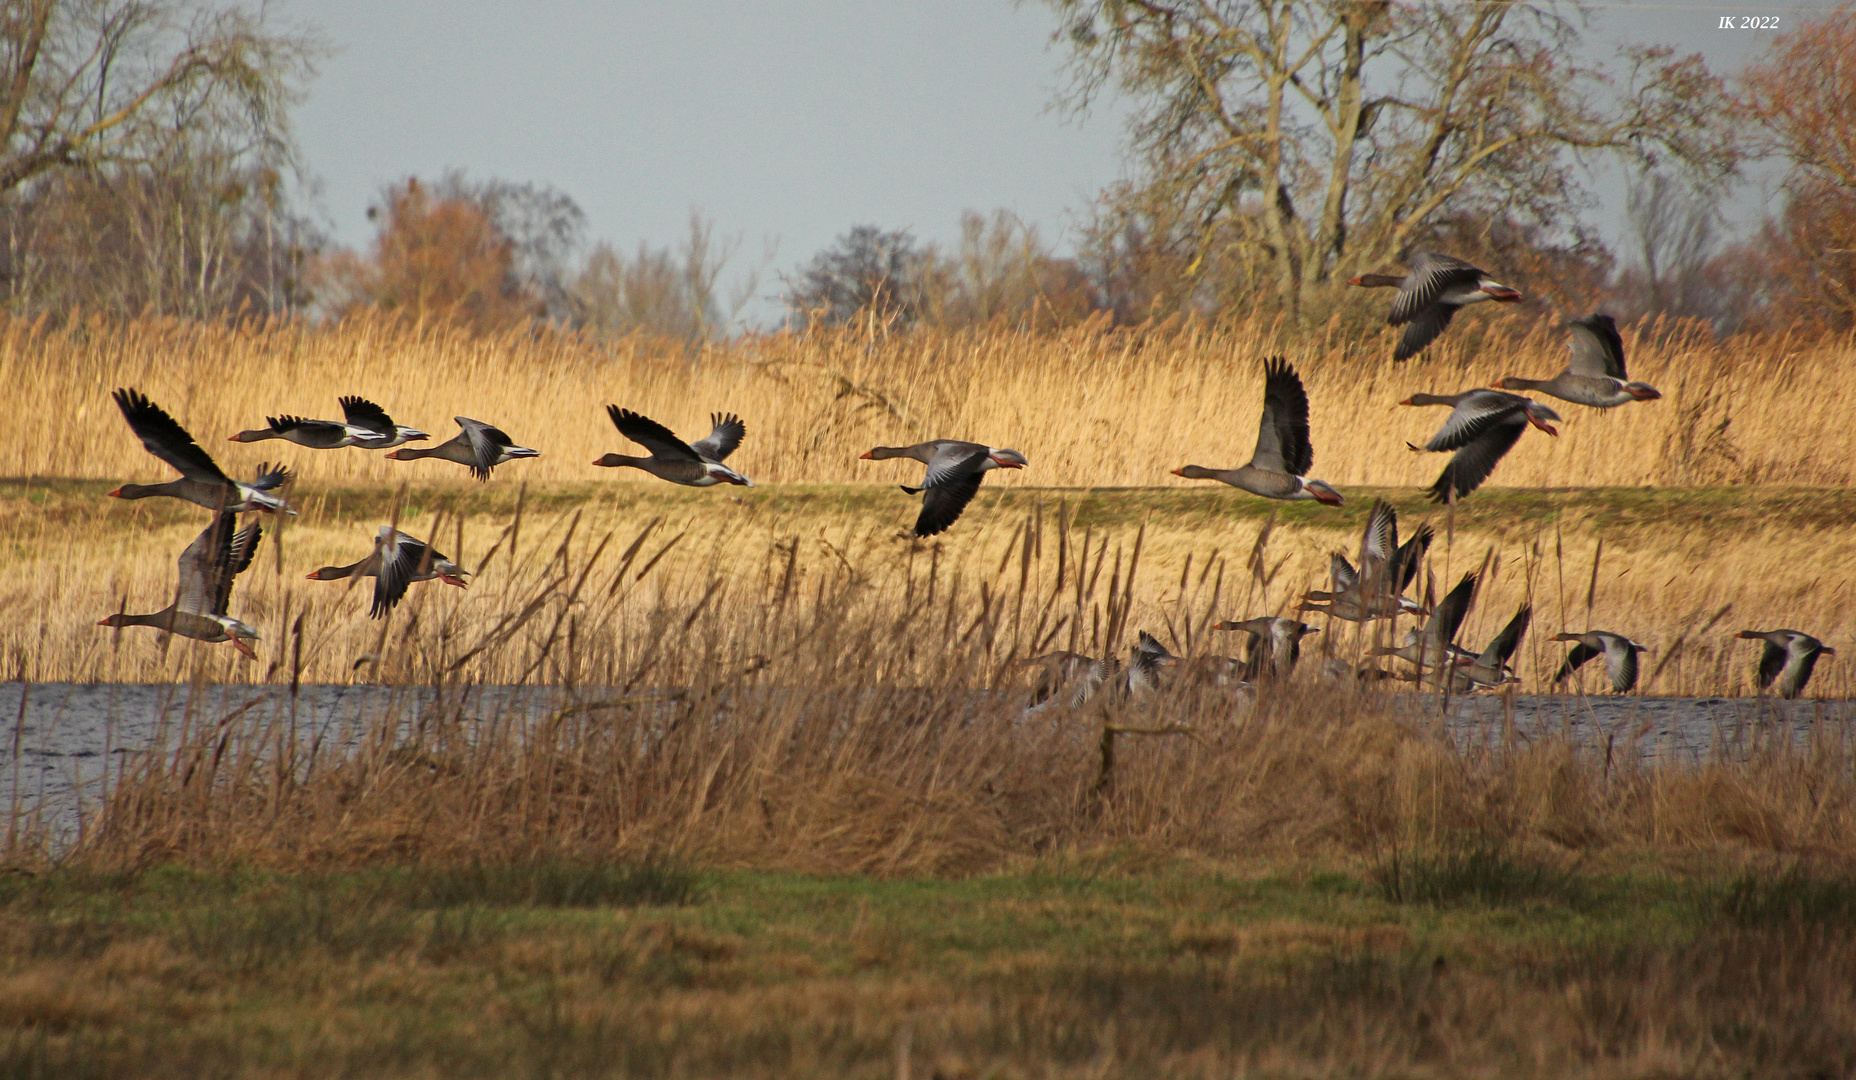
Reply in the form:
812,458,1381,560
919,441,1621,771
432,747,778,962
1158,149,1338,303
1756,639,1787,689
1478,605,1531,668
1387,253,1485,325
176,512,261,616
1420,390,1526,452
372,528,431,619
606,407,700,463
919,443,990,489
1393,523,1434,594
1425,413,1527,504
456,417,519,480
1328,552,1359,593
1424,573,1476,650
913,458,989,537
1567,315,1626,380
1779,640,1824,698
1356,499,1398,583
688,412,746,462
1605,635,1641,693
112,388,229,483
248,462,291,491
1249,358,1313,475
1554,640,1601,683
340,396,397,436
268,415,350,446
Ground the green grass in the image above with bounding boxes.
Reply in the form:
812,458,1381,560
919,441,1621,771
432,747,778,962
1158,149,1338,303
0,857,1851,1077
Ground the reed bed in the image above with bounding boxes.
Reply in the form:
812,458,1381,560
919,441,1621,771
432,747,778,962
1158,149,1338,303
5,311,1853,491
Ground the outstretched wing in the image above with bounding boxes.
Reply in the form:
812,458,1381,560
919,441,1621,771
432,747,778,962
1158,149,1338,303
1388,253,1483,326
1328,552,1358,593
920,444,989,490
1554,641,1601,683
607,407,700,462
1250,357,1313,476
1566,314,1626,380
176,512,261,616
1425,572,1477,651
340,396,397,435
1779,643,1823,699
372,529,431,619
456,417,518,481
1393,523,1434,593
112,388,228,483
1426,414,1527,504
1607,638,1641,693
689,412,746,462
914,466,987,537
1421,391,1526,452
1479,605,1531,667
1755,639,1786,689
249,462,292,491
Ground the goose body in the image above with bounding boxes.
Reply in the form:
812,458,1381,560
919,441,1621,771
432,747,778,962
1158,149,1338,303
1739,629,1836,699
385,417,539,480
1171,357,1342,505
109,388,295,514
594,407,751,486
229,413,385,449
860,440,1027,537
1350,252,1523,361
1217,616,1319,680
1402,389,1560,503
1119,632,1181,696
97,512,263,657
1551,630,1648,693
306,526,471,618
1456,604,1532,689
1020,650,1116,712
1498,315,1661,408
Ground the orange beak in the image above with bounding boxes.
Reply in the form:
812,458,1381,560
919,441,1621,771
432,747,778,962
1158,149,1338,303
106,487,124,498
1169,467,1186,477
858,450,875,459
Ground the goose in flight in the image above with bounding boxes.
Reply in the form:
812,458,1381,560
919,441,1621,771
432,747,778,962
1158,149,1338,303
108,388,295,514
1216,616,1319,681
1402,389,1560,503
860,440,1028,537
1371,572,1476,670
385,417,539,480
97,512,263,658
1171,357,1342,505
1349,253,1523,362
1497,314,1661,408
229,410,385,449
1739,629,1836,699
1300,499,1432,621
305,526,470,618
594,408,752,486
1456,604,1532,690
1551,630,1649,694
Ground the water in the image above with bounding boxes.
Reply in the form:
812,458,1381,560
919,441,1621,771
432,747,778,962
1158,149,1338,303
2,682,1851,850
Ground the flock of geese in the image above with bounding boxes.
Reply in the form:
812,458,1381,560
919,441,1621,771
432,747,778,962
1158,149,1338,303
94,253,1836,699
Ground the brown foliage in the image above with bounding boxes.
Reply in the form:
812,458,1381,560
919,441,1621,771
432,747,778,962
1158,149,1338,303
314,178,541,334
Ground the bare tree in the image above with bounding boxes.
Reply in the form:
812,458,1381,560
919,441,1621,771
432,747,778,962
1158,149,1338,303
0,0,314,196
785,225,925,327
572,211,769,344
1617,170,1721,320
1047,0,1739,315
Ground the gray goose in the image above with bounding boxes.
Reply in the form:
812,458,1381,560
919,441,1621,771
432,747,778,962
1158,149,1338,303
341,397,429,449
594,408,751,486
1454,604,1532,690
1551,630,1649,693
860,441,1028,537
305,526,471,619
1497,315,1661,408
1402,389,1561,503
1349,252,1523,361
1739,629,1836,699
229,409,385,449
97,511,263,657
385,417,539,480
108,388,295,514
1171,357,1342,505
1119,632,1181,696
1216,617,1319,680
1020,650,1115,712
1299,499,1432,621
1370,572,1476,670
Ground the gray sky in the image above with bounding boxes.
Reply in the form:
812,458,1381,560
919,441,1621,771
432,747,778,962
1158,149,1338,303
285,1,1843,326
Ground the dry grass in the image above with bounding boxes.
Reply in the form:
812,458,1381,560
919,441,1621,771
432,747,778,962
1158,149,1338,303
6,311,1854,491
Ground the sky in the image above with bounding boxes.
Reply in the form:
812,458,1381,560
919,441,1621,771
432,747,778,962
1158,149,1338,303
284,1,1845,326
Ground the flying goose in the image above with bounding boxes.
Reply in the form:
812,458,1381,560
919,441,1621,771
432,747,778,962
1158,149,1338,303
1370,572,1476,670
385,417,539,480
1551,630,1649,694
1497,315,1661,408
1217,616,1320,681
1349,253,1523,361
305,526,471,618
229,410,385,449
341,397,429,449
1300,499,1432,621
1402,389,1561,503
594,408,752,486
109,388,295,514
1020,650,1115,712
1171,357,1343,505
1120,632,1181,696
860,440,1028,537
1739,629,1836,699
1456,604,1532,689
97,512,263,657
